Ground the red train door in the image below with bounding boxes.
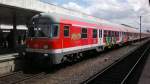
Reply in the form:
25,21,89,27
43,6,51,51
62,24,71,49
62,24,81,50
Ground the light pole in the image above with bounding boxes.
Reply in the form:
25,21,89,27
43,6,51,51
140,16,141,42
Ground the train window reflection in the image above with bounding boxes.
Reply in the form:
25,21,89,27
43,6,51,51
51,24,59,38
64,25,70,37
93,29,97,38
29,23,51,37
81,28,87,38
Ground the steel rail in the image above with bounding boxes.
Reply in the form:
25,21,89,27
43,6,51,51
121,45,150,84
0,71,22,78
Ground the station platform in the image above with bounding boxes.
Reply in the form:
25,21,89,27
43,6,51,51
0,45,25,61
0,53,18,62
0,52,21,75
138,53,150,84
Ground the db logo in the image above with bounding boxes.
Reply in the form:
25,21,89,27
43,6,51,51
71,33,81,40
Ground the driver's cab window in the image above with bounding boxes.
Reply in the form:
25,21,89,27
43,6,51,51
50,24,59,38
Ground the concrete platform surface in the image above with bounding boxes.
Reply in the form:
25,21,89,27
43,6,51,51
138,53,150,84
0,53,22,75
0,53,18,62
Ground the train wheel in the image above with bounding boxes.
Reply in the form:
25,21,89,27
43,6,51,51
76,53,83,61
72,53,77,62
61,56,68,64
61,53,83,64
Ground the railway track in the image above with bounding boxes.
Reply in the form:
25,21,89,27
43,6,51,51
83,41,150,84
0,40,148,84
0,71,46,84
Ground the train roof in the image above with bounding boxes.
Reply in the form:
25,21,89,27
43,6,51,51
33,12,122,26
32,12,99,24
32,12,139,33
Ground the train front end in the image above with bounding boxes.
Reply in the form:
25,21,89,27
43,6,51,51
23,13,63,65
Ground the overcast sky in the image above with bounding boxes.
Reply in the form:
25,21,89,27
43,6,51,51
41,0,150,31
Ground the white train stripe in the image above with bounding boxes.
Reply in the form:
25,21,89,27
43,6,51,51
72,24,97,29
26,44,100,54
62,44,99,52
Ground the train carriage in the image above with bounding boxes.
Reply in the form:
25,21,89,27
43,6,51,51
26,13,101,64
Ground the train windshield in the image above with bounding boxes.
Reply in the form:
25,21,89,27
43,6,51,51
28,17,59,38
28,18,51,37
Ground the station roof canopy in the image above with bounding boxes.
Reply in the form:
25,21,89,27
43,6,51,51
0,0,98,25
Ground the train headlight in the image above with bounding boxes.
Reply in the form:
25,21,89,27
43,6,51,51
44,53,48,57
43,45,49,49
22,52,26,56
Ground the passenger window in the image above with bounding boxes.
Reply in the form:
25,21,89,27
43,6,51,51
118,32,119,37
115,32,117,36
81,28,87,38
93,29,97,38
108,31,111,37
112,31,114,37
104,30,107,37
51,24,59,38
64,25,70,37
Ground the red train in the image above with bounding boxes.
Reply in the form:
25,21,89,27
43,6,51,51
23,12,149,65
